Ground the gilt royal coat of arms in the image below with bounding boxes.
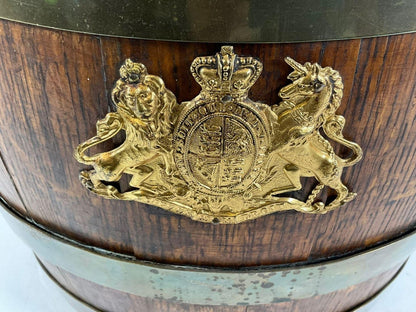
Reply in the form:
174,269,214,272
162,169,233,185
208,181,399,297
74,46,362,224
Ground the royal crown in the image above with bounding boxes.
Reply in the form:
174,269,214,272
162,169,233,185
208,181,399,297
190,46,263,97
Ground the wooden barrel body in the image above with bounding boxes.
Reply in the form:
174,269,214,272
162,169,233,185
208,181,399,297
1,9,416,311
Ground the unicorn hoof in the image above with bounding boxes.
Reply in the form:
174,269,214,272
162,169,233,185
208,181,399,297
313,201,326,212
344,192,357,203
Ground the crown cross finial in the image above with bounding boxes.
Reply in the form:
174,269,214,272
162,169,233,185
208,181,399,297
190,46,263,98
217,45,236,83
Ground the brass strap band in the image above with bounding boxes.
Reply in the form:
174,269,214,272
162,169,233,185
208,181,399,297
1,0,416,43
38,257,407,312
1,197,415,306
38,259,101,312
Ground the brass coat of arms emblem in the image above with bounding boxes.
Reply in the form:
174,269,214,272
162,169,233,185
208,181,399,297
74,46,362,224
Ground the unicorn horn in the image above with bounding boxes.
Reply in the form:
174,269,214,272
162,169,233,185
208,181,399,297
284,57,307,74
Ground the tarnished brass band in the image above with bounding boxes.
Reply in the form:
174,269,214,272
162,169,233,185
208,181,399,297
38,257,406,312
1,197,416,306
349,263,406,312
38,259,101,312
1,0,416,43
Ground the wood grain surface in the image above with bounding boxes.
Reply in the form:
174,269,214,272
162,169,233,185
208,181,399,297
0,18,415,271
0,154,26,214
41,260,401,312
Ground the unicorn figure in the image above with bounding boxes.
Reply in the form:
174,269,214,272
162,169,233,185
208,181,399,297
266,57,363,212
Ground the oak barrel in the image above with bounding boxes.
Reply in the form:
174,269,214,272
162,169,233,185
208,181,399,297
1,1,416,311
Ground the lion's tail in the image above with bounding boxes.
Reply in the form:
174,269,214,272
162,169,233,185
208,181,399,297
323,115,363,167
74,113,123,166
75,137,106,166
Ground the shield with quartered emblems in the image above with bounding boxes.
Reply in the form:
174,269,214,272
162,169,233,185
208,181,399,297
175,100,269,196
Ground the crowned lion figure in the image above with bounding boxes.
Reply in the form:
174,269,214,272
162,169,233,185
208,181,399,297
74,59,178,199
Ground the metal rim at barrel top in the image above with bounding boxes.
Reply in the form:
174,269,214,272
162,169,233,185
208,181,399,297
0,0,416,43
